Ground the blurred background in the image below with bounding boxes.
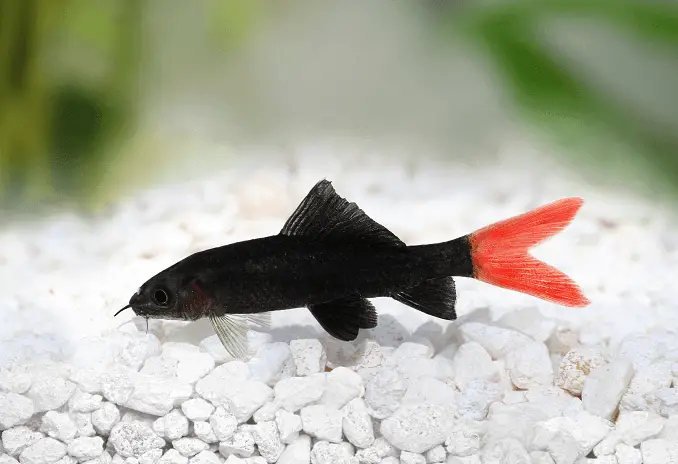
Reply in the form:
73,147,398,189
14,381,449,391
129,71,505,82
1,0,677,215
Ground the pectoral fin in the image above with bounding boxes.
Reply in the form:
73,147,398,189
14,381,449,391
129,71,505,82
209,312,272,359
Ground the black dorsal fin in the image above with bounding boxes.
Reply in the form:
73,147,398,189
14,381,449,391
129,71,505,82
391,277,458,320
280,179,405,247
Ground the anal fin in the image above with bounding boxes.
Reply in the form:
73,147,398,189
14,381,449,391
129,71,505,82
308,297,378,342
391,277,457,320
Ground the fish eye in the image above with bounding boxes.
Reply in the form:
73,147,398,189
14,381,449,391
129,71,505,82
151,287,170,306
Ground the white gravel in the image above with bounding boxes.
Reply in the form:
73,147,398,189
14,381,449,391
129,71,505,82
2,145,678,462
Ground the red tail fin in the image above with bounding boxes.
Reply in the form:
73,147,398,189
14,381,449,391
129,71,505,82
469,198,590,307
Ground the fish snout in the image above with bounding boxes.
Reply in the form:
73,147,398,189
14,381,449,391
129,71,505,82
129,291,141,306
128,292,147,316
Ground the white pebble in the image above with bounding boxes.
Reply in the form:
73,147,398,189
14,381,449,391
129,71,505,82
496,307,556,343
274,409,302,444
251,421,285,463
364,369,406,420
180,399,214,422
594,411,665,455
392,342,434,362
658,415,678,440
161,342,199,360
344,339,383,372
247,342,295,387
125,376,193,417
454,380,504,421
274,375,326,413
152,410,188,440
380,402,456,453
533,411,613,461
425,445,446,463
400,377,457,408
354,437,396,463
310,441,355,464
640,438,678,464
253,402,281,423
620,360,673,412
25,377,75,413
504,341,553,389
192,423,218,445
0,393,35,429
458,323,533,359
342,398,374,449
82,452,110,464
379,458,400,464
556,346,608,395
277,434,310,464
196,374,272,423
614,443,642,464
395,357,442,389
67,437,104,461
222,457,245,464
70,413,95,437
526,386,583,417
100,365,136,406
69,370,103,396
582,359,635,420
546,329,580,356
646,387,678,417
91,403,120,436
157,449,188,464
529,451,556,464
400,451,426,464
290,340,327,376
319,368,363,410
0,369,31,394
618,335,666,370
1,427,43,456
133,449,161,464
187,451,220,464
40,411,78,443
68,391,102,414
120,409,151,424
116,333,162,371
480,438,530,463
300,405,343,443
451,342,500,390
209,407,237,442
19,438,66,464
445,420,482,457
108,422,165,458
0,457,20,464
218,430,255,458
175,353,215,386
140,355,178,379
172,438,208,458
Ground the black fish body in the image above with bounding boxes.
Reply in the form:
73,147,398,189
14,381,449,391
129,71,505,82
160,234,471,315
121,179,589,358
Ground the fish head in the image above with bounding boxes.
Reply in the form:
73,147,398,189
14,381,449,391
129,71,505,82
127,269,212,321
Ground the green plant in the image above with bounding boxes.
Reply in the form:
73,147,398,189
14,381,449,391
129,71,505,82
445,0,678,196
